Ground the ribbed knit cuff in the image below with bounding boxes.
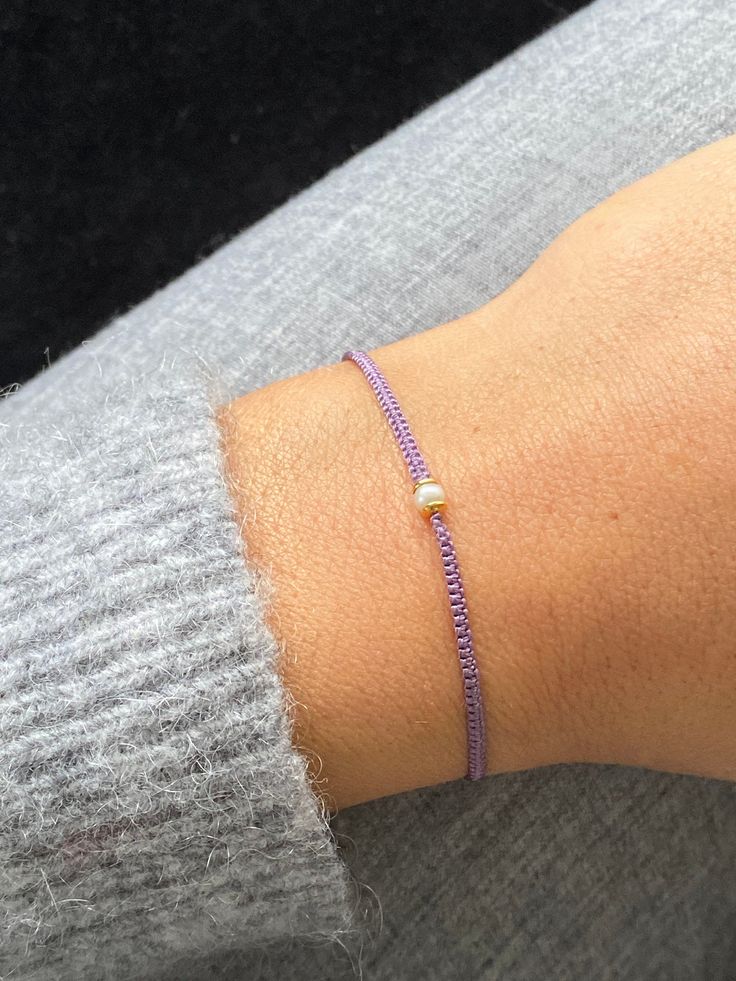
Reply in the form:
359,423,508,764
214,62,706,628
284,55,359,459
0,362,354,980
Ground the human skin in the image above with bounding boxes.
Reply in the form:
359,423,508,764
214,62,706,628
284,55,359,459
221,134,736,811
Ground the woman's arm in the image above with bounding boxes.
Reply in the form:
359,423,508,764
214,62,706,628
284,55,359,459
222,134,736,810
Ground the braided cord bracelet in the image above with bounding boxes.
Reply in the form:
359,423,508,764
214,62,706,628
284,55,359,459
342,350,486,781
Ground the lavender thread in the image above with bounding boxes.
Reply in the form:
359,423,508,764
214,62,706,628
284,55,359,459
342,350,486,781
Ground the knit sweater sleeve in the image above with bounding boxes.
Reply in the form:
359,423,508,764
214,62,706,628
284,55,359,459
0,360,354,980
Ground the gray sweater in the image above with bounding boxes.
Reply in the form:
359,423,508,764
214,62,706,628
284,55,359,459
4,1,736,978
2,365,353,978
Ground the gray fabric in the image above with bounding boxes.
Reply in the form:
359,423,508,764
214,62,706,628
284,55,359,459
2,0,736,977
0,365,354,980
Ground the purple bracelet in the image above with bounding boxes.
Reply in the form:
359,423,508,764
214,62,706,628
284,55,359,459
342,350,486,781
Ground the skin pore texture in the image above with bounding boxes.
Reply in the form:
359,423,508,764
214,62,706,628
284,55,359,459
221,135,736,811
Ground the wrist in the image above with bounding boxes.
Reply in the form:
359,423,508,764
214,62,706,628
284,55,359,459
220,314,577,809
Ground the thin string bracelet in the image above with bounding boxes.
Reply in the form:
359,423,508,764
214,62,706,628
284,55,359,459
341,350,487,781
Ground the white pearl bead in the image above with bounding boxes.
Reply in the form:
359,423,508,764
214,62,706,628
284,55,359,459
413,480,446,515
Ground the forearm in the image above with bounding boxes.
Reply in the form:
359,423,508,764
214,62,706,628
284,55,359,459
222,136,736,811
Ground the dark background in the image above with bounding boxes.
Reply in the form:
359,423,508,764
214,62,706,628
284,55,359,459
1,0,590,389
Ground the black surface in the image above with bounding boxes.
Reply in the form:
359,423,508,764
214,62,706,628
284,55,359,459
1,1,590,388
